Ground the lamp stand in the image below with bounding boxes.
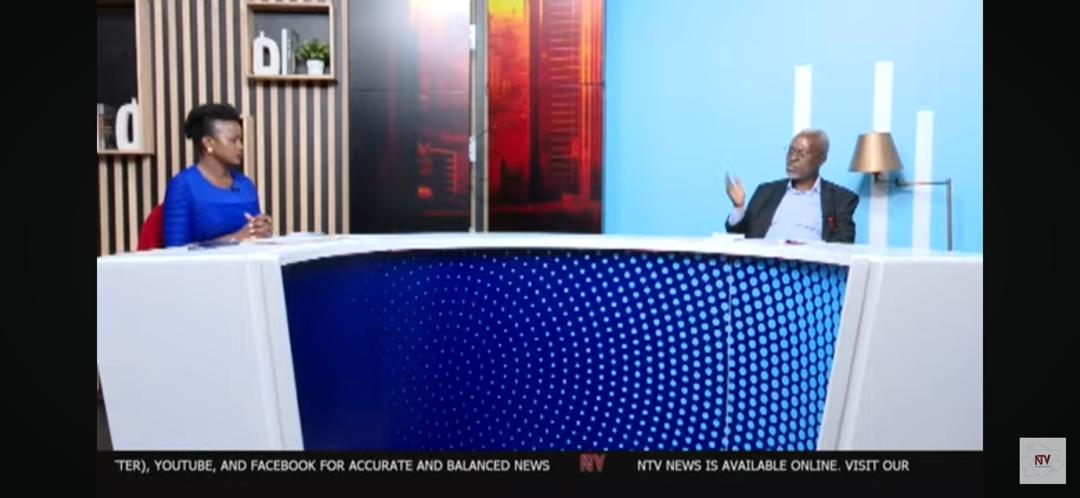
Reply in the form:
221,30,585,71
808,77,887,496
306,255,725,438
872,173,954,251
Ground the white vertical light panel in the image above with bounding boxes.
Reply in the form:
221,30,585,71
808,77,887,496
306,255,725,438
869,61,894,248
793,65,813,135
912,111,935,250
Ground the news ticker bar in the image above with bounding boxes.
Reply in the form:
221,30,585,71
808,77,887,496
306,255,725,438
99,452,981,478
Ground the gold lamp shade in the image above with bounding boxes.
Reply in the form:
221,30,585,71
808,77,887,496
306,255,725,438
850,132,903,174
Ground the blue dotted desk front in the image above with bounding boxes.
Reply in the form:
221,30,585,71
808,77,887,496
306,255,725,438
282,248,847,451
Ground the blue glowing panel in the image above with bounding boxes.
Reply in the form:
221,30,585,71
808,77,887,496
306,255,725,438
281,249,846,450
723,258,846,451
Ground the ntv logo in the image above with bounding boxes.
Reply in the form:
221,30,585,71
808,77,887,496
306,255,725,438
1020,438,1066,485
580,453,606,473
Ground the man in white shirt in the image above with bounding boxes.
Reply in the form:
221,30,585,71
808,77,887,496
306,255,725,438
725,130,859,243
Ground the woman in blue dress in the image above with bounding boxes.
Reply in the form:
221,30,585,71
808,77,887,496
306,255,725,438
163,103,272,246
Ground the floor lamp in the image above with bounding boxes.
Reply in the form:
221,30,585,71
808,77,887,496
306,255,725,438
849,132,954,251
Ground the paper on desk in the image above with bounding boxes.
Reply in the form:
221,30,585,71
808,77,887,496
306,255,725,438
248,232,338,245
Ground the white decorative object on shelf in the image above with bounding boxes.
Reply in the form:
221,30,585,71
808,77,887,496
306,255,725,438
115,98,142,151
253,31,281,75
281,29,299,75
306,60,325,75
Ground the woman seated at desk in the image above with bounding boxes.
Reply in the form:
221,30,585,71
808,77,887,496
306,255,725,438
163,103,272,247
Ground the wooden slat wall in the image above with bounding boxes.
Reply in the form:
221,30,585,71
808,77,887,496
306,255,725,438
97,0,349,256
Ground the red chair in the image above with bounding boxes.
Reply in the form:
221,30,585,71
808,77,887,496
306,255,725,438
137,204,165,251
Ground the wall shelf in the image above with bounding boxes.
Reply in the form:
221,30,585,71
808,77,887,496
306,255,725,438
98,149,155,157
96,0,156,156
245,74,336,83
243,0,336,83
246,1,332,13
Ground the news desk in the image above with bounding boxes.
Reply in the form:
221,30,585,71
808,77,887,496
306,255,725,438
97,233,982,451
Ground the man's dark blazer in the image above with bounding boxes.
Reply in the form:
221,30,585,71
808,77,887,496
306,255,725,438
725,178,859,243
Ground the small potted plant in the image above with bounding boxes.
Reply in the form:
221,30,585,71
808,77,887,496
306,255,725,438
297,39,330,75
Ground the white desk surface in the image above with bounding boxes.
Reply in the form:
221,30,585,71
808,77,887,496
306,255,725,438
98,232,982,267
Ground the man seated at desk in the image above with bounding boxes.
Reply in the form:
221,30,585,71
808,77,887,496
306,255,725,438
724,129,859,243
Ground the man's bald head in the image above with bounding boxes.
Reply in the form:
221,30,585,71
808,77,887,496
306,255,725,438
797,129,829,157
786,129,830,184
